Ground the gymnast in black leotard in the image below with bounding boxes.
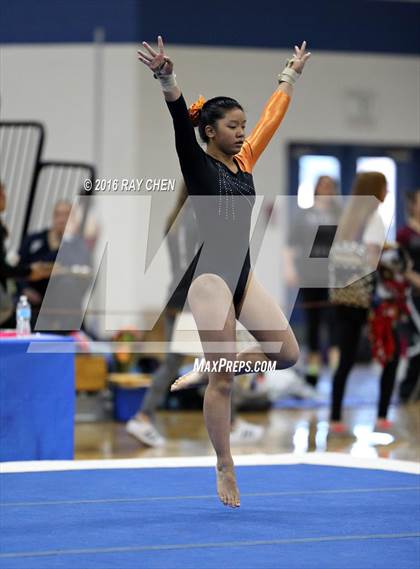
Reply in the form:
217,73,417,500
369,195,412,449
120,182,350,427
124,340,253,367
165,91,290,315
137,36,310,508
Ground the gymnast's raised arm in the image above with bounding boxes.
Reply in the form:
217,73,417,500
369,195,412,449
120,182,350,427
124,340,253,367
137,36,204,171
236,41,311,173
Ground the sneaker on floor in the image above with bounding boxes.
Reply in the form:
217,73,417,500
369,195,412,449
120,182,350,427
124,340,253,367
328,421,353,437
230,419,264,445
126,418,166,448
374,419,394,432
304,373,319,388
289,374,322,400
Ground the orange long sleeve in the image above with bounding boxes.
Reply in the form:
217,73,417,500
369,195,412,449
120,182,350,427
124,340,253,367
235,90,290,174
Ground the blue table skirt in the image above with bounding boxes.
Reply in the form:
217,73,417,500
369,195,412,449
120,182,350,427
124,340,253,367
0,334,75,461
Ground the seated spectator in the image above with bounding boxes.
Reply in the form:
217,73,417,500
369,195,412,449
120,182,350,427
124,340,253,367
0,180,51,328
18,200,92,332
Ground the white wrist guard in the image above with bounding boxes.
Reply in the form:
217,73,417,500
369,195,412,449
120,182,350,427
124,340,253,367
154,72,177,92
278,66,300,86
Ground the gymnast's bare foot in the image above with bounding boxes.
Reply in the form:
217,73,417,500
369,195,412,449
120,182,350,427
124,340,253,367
170,369,208,391
216,462,240,508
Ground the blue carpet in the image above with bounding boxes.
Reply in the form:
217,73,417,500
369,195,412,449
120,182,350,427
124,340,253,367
1,464,419,568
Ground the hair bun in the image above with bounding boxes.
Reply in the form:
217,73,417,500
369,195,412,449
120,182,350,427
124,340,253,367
188,95,206,126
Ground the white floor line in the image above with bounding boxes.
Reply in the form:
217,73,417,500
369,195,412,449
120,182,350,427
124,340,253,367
1,486,418,508
1,452,419,474
1,533,419,559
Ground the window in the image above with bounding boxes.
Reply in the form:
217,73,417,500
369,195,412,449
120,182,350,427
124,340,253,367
297,155,341,209
356,156,397,241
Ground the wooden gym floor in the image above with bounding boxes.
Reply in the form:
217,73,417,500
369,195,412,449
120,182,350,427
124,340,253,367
75,367,420,463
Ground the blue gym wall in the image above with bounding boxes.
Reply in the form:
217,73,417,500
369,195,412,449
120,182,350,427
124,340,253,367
1,0,419,54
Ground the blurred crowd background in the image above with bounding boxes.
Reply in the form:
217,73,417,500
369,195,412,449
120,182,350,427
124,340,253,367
0,0,419,453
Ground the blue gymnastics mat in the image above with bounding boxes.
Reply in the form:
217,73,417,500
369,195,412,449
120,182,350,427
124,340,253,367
1,459,419,569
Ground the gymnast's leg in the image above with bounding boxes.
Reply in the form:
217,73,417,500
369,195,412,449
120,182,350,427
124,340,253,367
233,274,300,369
187,273,240,508
172,273,299,391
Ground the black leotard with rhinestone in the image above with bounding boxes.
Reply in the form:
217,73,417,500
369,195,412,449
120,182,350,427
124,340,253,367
166,91,290,314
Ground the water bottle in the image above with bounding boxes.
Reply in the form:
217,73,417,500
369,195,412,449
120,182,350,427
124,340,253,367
16,295,32,335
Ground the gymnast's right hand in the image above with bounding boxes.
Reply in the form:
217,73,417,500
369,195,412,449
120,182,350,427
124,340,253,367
137,35,173,76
